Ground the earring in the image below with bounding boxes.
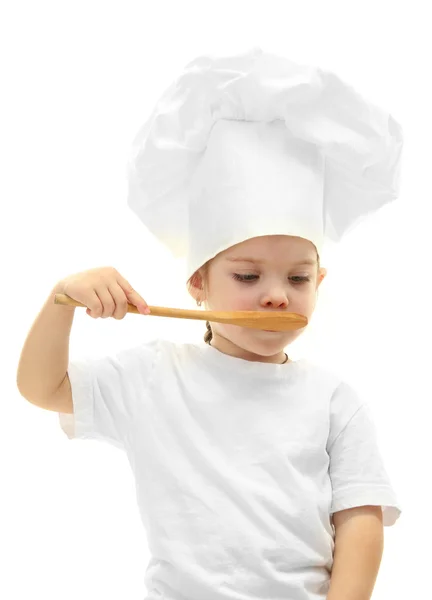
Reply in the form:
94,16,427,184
196,299,202,307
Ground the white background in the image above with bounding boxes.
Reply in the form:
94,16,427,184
2,1,430,599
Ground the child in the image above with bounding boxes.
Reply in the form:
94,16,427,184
27,49,404,600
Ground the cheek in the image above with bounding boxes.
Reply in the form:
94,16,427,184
215,323,253,339
215,281,250,306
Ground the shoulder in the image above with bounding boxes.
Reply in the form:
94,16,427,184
299,358,345,394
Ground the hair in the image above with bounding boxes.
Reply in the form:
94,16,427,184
186,250,321,345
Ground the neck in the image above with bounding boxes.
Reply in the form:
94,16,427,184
209,338,289,364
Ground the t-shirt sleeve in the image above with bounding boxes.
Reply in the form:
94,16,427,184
57,338,161,452
327,380,402,527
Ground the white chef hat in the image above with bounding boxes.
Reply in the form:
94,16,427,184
126,47,403,283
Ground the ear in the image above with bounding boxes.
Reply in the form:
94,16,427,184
188,270,205,302
317,267,327,287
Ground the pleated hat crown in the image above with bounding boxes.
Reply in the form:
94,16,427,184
126,47,403,282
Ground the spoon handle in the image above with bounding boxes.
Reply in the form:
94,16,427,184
54,294,307,331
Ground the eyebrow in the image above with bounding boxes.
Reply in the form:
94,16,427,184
226,257,317,266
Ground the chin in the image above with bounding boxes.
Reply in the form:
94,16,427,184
246,328,299,347
240,333,286,350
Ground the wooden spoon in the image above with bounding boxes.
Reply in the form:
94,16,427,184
54,293,307,332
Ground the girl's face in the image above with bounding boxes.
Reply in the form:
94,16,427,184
199,235,327,362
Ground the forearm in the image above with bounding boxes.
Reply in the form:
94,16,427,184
327,506,384,600
16,281,75,403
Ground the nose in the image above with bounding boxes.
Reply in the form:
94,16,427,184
261,295,289,310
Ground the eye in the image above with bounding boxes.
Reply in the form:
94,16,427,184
232,274,311,284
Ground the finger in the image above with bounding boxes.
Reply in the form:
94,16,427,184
116,274,150,314
93,286,116,318
108,282,131,319
86,289,104,318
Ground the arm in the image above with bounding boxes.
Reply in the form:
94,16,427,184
16,281,75,408
327,505,384,600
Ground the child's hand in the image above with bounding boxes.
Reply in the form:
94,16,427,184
56,266,151,319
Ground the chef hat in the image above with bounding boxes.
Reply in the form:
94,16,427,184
126,47,403,283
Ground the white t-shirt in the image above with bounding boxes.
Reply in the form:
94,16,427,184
58,338,402,600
